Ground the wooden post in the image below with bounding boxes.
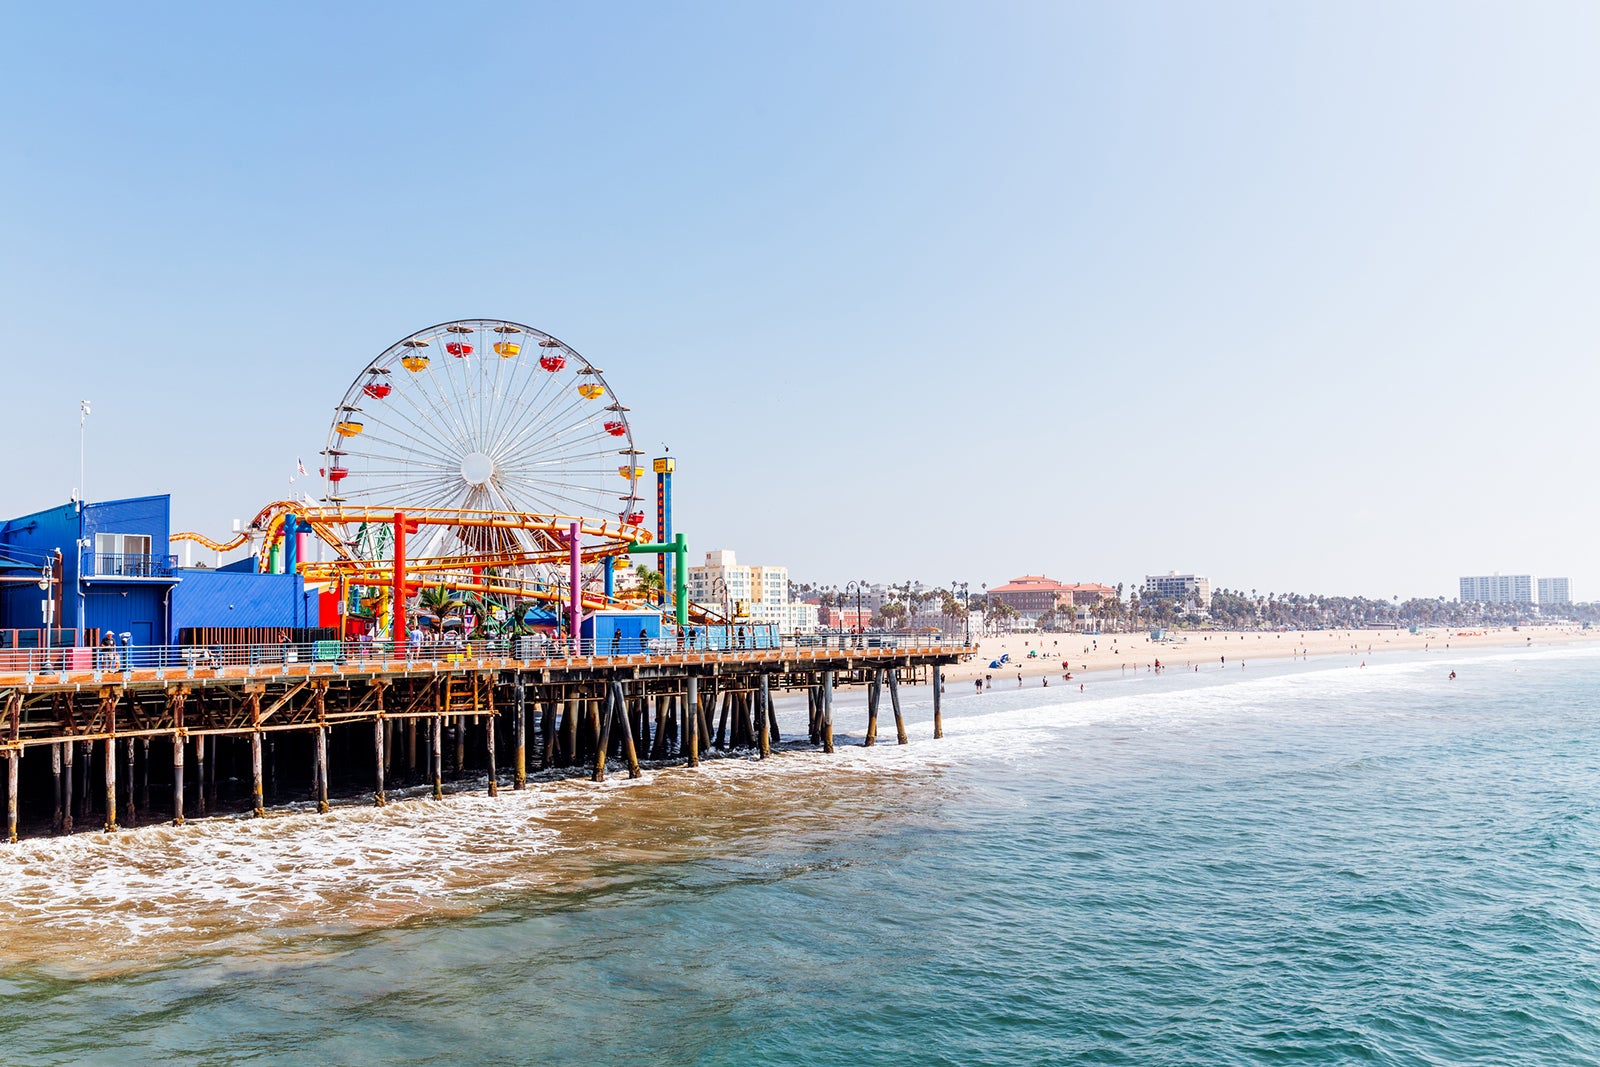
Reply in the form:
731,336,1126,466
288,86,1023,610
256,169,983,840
565,696,581,767
650,695,669,761
62,735,74,833
821,670,835,754
172,733,185,826
126,737,137,826
315,726,330,813
431,713,444,799
314,684,329,813
104,691,119,831
6,748,17,843
193,730,205,816
540,697,557,770
686,675,699,767
887,669,908,745
932,666,943,740
513,674,527,789
765,676,780,746
52,742,63,834
374,717,387,806
756,675,771,759
454,714,466,778
249,691,265,818
715,692,731,750
105,736,119,830
592,685,616,782
407,719,418,780
613,681,642,779
864,670,881,747
485,709,499,798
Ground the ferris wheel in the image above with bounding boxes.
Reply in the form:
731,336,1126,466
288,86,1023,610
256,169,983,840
320,318,644,568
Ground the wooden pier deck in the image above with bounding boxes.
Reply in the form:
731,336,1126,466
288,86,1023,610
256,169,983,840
0,640,971,841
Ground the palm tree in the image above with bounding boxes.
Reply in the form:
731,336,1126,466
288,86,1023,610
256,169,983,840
417,585,466,629
634,564,665,604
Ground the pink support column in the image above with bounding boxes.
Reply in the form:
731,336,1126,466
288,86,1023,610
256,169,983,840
569,521,582,651
392,511,407,648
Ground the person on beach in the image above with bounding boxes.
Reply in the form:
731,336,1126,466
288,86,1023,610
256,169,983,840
975,678,982,693
1449,671,1456,680
985,674,992,688
1016,672,1022,687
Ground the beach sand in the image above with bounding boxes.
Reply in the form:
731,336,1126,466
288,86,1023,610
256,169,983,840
941,624,1600,683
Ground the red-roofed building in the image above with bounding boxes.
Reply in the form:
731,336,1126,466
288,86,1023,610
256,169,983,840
988,575,1065,619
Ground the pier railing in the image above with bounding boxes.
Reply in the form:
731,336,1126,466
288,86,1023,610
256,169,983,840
0,633,968,682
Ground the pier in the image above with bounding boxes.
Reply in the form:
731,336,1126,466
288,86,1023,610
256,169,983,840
0,636,968,841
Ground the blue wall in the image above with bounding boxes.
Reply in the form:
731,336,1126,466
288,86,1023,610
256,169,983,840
582,611,663,652
171,569,310,635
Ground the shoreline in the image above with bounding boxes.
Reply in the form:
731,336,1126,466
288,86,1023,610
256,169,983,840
940,624,1600,683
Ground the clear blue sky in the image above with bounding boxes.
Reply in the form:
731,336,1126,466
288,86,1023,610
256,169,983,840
2,2,1596,600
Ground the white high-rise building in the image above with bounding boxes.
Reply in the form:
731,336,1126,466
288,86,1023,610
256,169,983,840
1143,572,1212,608
1459,575,1534,604
1538,577,1572,606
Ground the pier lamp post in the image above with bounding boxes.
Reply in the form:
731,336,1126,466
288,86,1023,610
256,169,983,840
845,580,867,648
38,563,55,658
953,580,970,645
981,582,989,637
710,576,729,649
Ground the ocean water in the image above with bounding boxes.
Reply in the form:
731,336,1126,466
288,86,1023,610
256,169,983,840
2,646,1598,1065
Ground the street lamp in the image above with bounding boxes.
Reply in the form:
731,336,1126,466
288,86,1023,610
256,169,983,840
710,576,729,649
845,579,867,648
38,562,55,657
952,580,970,645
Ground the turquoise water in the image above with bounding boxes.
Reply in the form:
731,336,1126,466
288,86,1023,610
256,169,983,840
3,647,1599,1065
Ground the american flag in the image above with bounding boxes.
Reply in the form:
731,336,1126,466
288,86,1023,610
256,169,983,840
297,457,308,476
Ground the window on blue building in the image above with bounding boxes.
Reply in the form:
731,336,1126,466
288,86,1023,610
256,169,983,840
95,533,154,577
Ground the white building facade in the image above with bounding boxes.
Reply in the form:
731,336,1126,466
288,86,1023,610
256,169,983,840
1538,577,1572,605
1143,572,1212,609
1459,575,1534,604
687,549,817,634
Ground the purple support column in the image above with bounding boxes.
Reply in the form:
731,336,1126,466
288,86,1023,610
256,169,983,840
569,521,582,651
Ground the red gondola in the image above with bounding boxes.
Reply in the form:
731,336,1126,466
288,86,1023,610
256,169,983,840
446,342,473,357
328,466,350,482
625,511,645,525
539,353,567,372
603,420,627,437
362,382,392,399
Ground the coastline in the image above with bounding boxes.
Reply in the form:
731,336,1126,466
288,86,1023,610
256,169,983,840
940,624,1600,683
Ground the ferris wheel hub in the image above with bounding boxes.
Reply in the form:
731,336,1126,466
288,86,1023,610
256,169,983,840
460,450,496,488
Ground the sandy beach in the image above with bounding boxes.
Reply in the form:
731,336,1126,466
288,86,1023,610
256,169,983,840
942,625,1600,684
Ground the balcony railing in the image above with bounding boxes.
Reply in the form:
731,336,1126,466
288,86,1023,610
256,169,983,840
85,552,177,579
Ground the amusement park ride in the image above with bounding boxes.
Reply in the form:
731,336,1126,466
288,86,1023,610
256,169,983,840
172,318,704,642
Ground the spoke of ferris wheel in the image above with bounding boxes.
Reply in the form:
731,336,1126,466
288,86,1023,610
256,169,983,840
491,409,609,475
495,426,615,475
368,388,480,467
496,403,611,460
348,427,462,472
382,367,475,461
482,343,564,457
486,375,596,462
338,474,463,504
410,356,482,457
498,480,614,519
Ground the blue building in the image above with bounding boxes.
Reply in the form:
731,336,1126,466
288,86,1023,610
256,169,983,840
0,494,315,647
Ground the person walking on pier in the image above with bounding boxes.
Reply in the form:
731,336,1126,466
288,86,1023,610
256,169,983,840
638,625,649,654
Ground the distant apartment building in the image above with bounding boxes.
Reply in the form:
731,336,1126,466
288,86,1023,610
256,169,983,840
988,576,1065,620
1144,572,1212,608
1459,574,1534,604
687,549,816,633
1538,577,1572,606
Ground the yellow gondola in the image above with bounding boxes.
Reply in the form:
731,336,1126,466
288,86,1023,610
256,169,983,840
493,342,522,357
619,465,645,479
401,354,430,371
335,421,365,438
578,383,605,400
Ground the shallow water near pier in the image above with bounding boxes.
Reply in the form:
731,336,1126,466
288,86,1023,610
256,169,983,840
3,645,1599,1064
